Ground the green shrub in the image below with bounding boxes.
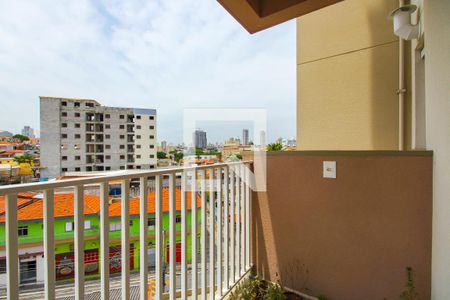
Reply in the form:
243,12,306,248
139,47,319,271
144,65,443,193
264,282,286,300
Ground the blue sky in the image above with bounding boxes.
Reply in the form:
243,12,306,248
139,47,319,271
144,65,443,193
0,0,296,144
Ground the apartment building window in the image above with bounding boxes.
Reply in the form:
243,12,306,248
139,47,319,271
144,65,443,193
149,135,154,139
136,135,141,139
110,222,121,231
150,145,154,149
74,102,80,107
18,226,28,236
61,112,67,117
105,124,110,129
120,115,124,119
120,145,125,149
62,168,68,172
74,144,81,150
61,101,67,106
136,145,141,149
136,155,141,159
120,166,125,170
136,115,141,119
61,144,67,150
120,135,125,139
62,123,67,128
75,112,80,117
120,155,125,159
75,156,81,160
105,134,111,139
61,134,67,139
75,167,81,171
136,166,141,169
148,218,155,230
105,145,111,149
150,165,155,169
0,259,6,274
65,221,91,232
75,123,80,128
105,155,111,160
85,102,94,107
149,116,154,120
74,134,81,139
105,114,110,119
149,126,154,129
120,125,125,129
136,125,141,129
62,156,68,161
150,155,154,158
105,166,111,171
175,216,182,223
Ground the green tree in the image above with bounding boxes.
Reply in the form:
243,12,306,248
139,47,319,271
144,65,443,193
172,152,184,163
13,155,34,164
267,143,283,151
12,134,29,141
157,151,167,159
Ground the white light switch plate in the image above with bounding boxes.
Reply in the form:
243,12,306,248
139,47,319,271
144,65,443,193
323,161,336,178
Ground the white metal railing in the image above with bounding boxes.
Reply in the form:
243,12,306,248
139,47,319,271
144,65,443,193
0,161,253,300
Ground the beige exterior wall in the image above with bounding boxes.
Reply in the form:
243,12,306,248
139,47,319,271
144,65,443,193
296,0,411,150
253,152,432,300
419,0,450,298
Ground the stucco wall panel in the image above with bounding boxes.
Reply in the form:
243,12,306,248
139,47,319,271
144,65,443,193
252,152,432,300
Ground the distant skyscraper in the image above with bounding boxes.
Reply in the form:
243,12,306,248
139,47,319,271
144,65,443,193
161,140,168,152
242,129,249,145
193,130,207,149
21,126,35,138
260,130,266,146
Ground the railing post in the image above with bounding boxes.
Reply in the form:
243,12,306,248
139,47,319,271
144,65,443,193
223,166,229,291
121,179,130,300
169,174,176,300
181,172,188,300
74,185,85,300
6,193,18,300
100,182,110,300
191,170,198,299
245,165,251,269
240,164,245,275
229,167,235,285
140,177,149,300
209,168,216,300
43,189,55,300
235,166,240,279
155,175,163,299
217,167,223,296
200,170,207,300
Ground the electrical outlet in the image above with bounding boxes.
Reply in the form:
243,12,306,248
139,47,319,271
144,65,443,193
323,161,336,179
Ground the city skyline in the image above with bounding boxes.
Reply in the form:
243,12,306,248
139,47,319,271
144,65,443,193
0,1,295,144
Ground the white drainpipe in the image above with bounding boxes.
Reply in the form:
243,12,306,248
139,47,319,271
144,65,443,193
398,0,406,151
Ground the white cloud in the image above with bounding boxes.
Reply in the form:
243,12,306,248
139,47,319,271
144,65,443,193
0,0,295,143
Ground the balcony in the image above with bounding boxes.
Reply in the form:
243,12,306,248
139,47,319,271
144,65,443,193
0,161,252,299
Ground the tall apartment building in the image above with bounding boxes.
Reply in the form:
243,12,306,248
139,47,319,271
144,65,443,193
242,129,249,145
193,130,207,149
40,97,157,178
21,126,35,138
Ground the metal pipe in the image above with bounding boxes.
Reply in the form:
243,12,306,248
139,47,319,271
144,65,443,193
398,0,406,150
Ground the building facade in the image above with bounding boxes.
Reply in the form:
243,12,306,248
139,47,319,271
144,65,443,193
21,126,35,139
40,97,157,178
0,189,200,287
242,129,249,145
192,130,207,149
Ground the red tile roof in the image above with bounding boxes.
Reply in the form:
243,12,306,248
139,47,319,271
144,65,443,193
0,188,200,222
109,188,201,217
